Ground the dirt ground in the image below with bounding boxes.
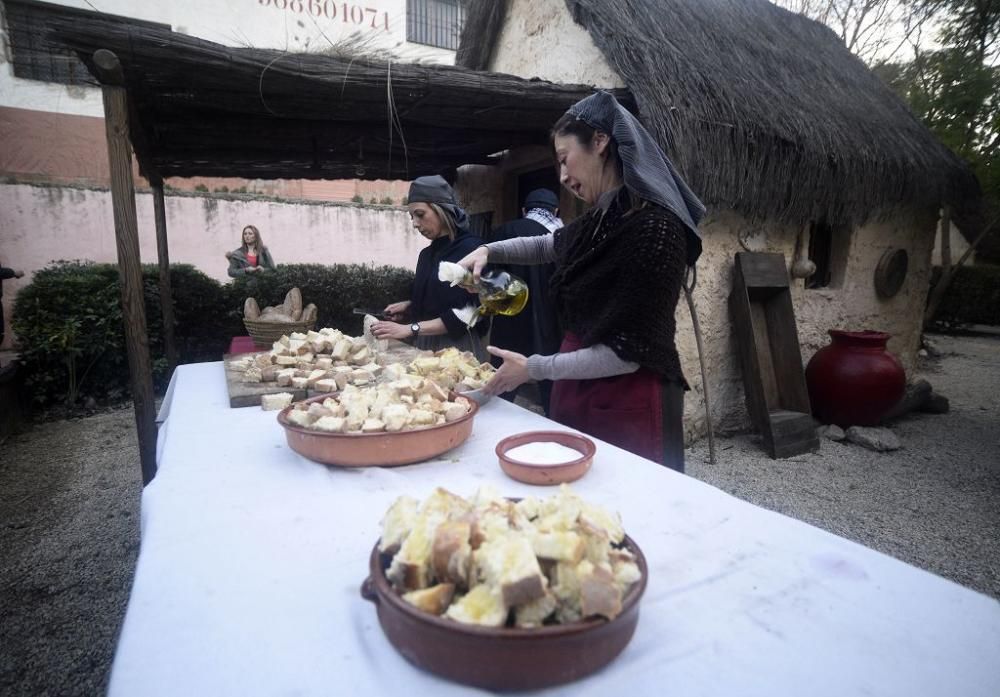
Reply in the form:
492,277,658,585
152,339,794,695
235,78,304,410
1,332,998,695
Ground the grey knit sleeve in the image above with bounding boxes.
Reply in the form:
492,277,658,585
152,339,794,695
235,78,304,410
485,234,556,264
525,343,639,381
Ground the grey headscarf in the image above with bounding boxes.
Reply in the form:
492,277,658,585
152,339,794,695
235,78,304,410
407,175,470,233
566,91,705,264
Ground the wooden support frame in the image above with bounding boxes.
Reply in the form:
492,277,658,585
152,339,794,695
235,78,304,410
729,252,819,459
94,48,157,484
151,179,178,372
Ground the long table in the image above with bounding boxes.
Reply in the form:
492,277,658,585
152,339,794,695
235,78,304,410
110,362,1000,696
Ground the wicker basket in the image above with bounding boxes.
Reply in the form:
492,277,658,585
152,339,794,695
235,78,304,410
243,317,317,348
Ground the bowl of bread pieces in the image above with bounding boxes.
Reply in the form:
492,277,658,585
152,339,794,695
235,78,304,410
361,486,647,691
276,379,478,467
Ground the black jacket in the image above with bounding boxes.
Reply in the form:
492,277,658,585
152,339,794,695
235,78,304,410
410,230,487,339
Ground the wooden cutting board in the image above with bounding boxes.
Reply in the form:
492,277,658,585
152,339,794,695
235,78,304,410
223,353,306,408
223,340,433,408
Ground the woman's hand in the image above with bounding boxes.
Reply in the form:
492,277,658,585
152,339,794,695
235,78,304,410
484,346,529,395
245,266,257,273
370,321,412,341
383,300,411,321
456,246,490,284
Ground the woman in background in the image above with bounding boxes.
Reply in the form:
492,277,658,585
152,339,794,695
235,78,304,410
227,225,275,277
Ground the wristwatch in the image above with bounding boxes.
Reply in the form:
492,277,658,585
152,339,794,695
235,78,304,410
410,322,421,337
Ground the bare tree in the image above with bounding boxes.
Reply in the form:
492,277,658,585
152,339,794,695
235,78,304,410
772,0,941,64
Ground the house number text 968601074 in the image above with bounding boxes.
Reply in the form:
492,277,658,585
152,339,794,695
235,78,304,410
257,0,391,31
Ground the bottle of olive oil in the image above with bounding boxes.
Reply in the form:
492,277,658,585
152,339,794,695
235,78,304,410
475,271,529,321
439,262,529,327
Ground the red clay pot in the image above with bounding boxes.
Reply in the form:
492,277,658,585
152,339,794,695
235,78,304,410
805,330,906,428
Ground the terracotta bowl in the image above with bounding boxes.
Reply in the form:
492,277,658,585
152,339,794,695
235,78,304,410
496,431,596,485
276,393,478,467
361,535,648,691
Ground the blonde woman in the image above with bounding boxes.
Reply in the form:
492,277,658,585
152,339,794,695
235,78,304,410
226,224,275,277
370,175,487,360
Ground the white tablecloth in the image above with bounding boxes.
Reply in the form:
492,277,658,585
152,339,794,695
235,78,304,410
110,362,1000,696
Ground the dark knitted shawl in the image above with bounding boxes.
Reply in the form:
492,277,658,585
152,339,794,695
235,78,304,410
550,189,689,386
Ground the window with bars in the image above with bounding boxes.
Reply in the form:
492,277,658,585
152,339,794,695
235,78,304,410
3,0,166,86
406,0,466,50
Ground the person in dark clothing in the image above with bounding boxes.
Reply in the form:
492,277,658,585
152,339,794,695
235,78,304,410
371,175,488,360
0,260,26,347
487,189,564,414
456,92,705,472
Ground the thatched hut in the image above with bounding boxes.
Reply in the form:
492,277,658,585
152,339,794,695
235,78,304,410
456,0,980,436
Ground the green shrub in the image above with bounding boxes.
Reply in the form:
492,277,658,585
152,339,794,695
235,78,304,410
351,194,364,203
194,184,209,192
226,263,413,337
379,196,395,205
12,261,413,407
930,263,1000,326
12,262,230,406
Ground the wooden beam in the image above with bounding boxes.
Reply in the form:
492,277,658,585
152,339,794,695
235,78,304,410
151,180,178,373
94,48,158,485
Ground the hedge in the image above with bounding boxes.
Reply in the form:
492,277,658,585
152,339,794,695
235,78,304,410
12,261,413,407
929,264,1000,327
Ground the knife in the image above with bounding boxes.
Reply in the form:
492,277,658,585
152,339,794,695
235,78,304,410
352,308,387,318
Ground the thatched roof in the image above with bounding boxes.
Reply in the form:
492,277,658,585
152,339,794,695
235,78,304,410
42,13,630,182
459,0,980,228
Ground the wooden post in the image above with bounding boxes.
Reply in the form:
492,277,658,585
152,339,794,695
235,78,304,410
151,179,179,372
940,205,952,271
94,49,157,484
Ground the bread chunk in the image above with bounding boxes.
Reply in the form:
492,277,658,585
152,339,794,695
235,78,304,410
260,393,293,411
580,563,623,620
476,534,546,607
514,590,558,628
379,496,419,554
431,521,472,587
444,585,506,627
403,583,455,615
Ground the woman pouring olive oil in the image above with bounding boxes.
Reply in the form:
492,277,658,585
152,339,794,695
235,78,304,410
455,92,705,472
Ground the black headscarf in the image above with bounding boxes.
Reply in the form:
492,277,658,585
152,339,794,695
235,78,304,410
566,91,705,265
407,175,471,234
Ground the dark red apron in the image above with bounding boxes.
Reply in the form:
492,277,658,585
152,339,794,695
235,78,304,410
549,332,665,464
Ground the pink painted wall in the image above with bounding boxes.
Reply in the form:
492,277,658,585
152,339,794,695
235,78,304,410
0,183,426,348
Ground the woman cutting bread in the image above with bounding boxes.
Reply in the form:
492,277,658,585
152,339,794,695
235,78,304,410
456,92,705,471
371,176,488,360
